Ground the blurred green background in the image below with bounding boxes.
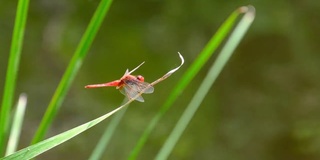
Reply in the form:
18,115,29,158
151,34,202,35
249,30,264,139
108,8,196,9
1,0,320,159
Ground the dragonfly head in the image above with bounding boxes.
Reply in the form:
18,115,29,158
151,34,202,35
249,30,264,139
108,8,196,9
136,75,144,82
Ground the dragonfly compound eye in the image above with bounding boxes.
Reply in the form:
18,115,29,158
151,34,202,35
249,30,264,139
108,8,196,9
136,75,144,82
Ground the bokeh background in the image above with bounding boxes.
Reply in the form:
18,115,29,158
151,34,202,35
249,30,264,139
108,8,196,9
1,0,320,159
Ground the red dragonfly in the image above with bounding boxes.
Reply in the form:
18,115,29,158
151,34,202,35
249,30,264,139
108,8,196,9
85,62,154,102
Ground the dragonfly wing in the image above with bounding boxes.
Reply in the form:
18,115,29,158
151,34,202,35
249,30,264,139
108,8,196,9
138,82,154,94
125,80,154,94
119,88,126,96
120,86,145,102
120,78,154,102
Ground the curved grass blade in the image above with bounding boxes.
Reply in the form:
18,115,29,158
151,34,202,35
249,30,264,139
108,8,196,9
0,0,29,155
5,94,28,156
1,104,127,160
88,52,184,160
31,0,114,144
155,6,256,160
0,54,183,160
128,7,240,160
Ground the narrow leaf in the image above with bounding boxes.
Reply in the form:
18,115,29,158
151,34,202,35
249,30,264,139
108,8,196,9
0,0,29,155
128,7,240,159
1,53,183,160
155,5,256,160
31,0,114,144
5,94,28,156
1,105,126,160
88,52,184,160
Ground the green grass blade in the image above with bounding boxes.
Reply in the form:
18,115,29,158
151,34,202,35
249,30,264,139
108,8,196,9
0,42,182,160
89,99,128,160
5,94,28,156
88,53,183,160
0,57,184,160
128,8,240,160
0,0,29,155
1,103,128,160
31,0,114,144
155,6,256,160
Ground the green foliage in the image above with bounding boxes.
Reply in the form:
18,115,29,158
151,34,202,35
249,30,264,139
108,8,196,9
0,1,255,159
155,6,255,160
0,0,29,156
128,6,253,160
30,0,114,145
1,52,183,160
1,103,125,160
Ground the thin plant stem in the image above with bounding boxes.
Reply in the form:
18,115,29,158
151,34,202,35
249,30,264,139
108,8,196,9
5,94,28,156
128,8,239,159
31,0,114,144
1,53,184,160
155,6,256,160
0,0,29,155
